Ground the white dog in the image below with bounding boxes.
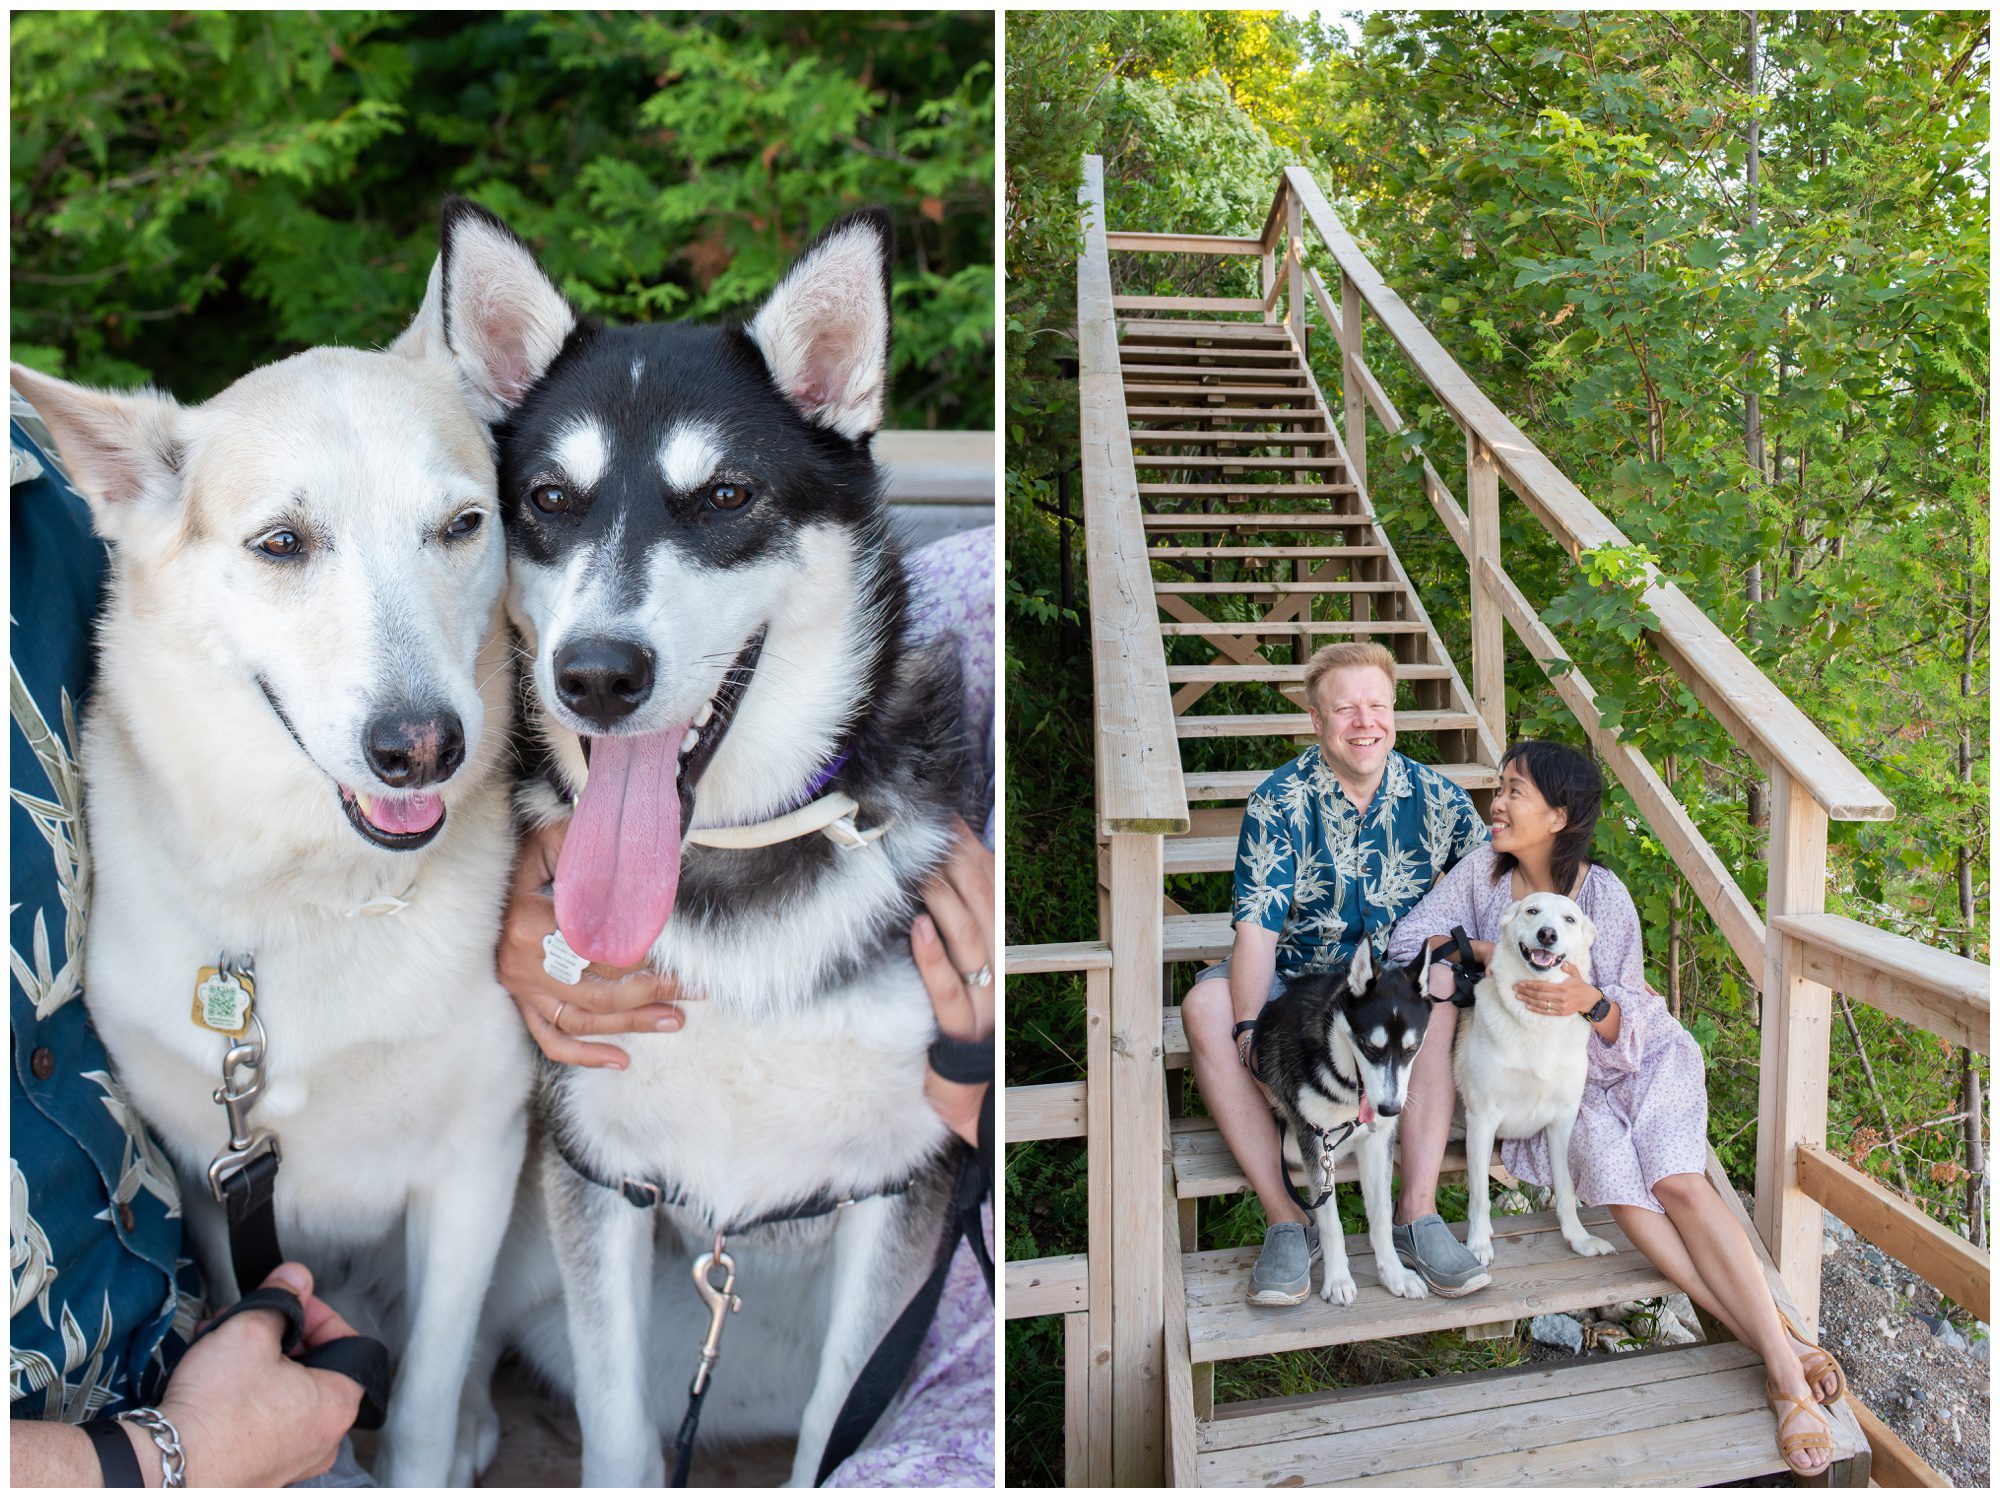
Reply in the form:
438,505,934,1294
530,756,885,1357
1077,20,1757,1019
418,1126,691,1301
1454,893,1617,1265
11,294,533,1487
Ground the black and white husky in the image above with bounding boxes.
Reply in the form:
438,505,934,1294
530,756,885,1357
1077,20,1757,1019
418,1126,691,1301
1253,945,1432,1305
416,201,972,1485
10,290,532,1486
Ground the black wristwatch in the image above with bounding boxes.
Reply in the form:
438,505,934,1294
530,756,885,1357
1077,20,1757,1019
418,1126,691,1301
1584,993,1612,1024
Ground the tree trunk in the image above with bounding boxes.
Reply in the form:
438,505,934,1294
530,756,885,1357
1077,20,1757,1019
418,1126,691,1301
1664,754,1684,1018
1742,10,1768,834
1958,558,1985,1247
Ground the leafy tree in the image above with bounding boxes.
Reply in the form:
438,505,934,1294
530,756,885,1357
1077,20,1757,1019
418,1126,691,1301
11,10,992,428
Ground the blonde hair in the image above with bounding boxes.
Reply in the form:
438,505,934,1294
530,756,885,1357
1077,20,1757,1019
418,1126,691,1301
1303,641,1397,711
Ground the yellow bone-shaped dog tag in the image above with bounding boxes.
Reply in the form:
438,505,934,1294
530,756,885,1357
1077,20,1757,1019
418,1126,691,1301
192,967,255,1036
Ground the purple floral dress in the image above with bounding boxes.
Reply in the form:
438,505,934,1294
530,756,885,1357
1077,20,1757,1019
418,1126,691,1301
825,524,994,1487
1385,845,1709,1214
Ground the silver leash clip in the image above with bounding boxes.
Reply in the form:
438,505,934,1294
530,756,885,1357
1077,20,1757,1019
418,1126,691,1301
207,1005,279,1201
689,1234,742,1397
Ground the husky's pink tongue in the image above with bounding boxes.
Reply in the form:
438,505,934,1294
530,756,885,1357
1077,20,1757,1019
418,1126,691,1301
1359,1094,1376,1126
555,728,688,968
367,792,444,836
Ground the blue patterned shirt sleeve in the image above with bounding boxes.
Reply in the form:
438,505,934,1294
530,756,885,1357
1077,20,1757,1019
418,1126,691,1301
1231,767,1297,933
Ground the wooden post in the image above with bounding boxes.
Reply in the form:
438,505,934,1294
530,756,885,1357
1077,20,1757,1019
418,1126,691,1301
1084,965,1114,1487
1064,1310,1090,1487
1753,765,1833,1326
1286,190,1306,362
1260,243,1277,326
1466,434,1506,749
1106,833,1166,1483
1340,270,1366,496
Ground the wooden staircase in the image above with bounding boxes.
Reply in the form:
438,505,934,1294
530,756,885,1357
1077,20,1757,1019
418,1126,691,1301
1106,291,1869,1484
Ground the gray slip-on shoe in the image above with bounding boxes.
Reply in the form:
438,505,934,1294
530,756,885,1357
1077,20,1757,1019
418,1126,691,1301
1246,1220,1320,1306
1392,1213,1493,1297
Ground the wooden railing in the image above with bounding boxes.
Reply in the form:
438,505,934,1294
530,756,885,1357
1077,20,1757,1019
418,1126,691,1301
1071,154,1189,1485
1002,942,1113,1487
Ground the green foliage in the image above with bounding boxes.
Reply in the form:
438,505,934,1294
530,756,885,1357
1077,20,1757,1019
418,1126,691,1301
11,10,992,427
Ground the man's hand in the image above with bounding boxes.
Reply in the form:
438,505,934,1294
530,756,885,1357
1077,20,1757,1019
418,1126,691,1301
157,1264,366,1486
913,817,993,1148
1512,960,1600,1018
497,819,699,1068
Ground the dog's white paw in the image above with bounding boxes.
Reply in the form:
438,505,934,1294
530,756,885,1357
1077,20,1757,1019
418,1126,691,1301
1320,1268,1357,1306
1466,1231,1495,1267
1380,1261,1428,1300
449,1398,501,1487
1569,1233,1617,1258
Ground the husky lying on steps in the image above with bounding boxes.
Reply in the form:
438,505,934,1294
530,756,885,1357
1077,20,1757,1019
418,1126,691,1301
419,200,975,1486
1455,892,1617,1265
10,291,533,1487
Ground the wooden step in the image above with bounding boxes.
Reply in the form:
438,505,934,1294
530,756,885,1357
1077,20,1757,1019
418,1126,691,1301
1140,484,1358,499
1169,1115,1498,1200
1149,545,1387,560
1126,406,1326,421
1154,580,1404,596
1181,764,1500,800
1184,1205,1668,1362
1122,365,1307,382
1121,346,1301,363
1196,1340,1867,1486
1123,385,1319,401
1142,514,1377,533
1165,912,1235,965
1129,430,1340,446
1165,663,1452,685
1120,319,1292,342
1157,620,1424,636
1132,456,1350,471
1178,710,1477,739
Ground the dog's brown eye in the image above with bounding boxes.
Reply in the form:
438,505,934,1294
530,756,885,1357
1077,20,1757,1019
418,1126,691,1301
531,483,570,514
706,481,753,512
255,529,305,559
445,509,485,541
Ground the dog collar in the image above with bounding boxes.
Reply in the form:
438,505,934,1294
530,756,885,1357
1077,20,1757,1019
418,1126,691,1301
685,791,884,851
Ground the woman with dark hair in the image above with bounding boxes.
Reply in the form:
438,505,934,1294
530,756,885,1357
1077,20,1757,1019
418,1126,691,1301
1385,741,1848,1477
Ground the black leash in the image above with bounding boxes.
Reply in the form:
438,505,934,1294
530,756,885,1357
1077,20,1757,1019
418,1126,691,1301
557,1026,995,1487
1276,1113,1361,1213
201,963,392,1431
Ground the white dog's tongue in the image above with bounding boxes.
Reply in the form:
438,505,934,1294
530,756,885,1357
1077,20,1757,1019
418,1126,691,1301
366,792,443,836
555,728,688,968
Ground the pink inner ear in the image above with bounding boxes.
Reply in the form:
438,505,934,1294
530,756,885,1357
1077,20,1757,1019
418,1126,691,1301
793,377,833,416
493,349,534,405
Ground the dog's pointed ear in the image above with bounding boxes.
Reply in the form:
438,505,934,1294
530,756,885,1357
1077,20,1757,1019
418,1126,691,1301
1345,940,1375,996
1402,947,1431,984
749,208,892,441
1577,911,1597,950
1498,897,1527,933
9,363,185,543
388,254,448,364
430,197,577,420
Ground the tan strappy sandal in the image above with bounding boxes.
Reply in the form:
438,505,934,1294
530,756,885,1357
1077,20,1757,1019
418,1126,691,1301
1766,1379,1834,1476
1778,1308,1849,1405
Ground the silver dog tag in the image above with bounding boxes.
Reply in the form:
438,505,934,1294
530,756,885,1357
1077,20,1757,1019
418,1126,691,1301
542,930,588,985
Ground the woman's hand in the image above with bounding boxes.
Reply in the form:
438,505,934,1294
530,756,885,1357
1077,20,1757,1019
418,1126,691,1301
913,816,994,1147
497,819,699,1069
1511,961,1600,1018
157,1264,366,1486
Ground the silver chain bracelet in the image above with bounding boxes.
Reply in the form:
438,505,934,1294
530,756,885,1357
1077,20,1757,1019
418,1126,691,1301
119,1407,187,1488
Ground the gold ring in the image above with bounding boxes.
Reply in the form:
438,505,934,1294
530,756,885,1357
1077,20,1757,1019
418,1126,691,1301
553,999,569,1033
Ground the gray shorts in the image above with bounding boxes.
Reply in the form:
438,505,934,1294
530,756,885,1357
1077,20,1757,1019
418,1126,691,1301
1191,955,1288,1003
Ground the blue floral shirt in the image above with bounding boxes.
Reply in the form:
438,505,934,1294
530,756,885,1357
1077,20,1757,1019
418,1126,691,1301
10,415,203,1422
1231,746,1488,980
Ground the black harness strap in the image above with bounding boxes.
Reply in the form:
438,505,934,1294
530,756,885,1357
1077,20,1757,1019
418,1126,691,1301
550,1134,914,1230
189,1285,391,1430
1431,924,1484,1009
218,1149,285,1295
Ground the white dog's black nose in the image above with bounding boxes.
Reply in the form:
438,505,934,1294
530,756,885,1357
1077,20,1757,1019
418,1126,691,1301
1537,925,1559,947
555,637,654,727
364,708,465,788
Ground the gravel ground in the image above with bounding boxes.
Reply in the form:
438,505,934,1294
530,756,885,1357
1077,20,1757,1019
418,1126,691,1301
1816,1215,1989,1488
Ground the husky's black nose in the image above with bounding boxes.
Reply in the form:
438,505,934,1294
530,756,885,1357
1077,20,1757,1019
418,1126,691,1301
1376,1098,1403,1117
364,708,465,788
554,637,654,726
1537,925,1559,947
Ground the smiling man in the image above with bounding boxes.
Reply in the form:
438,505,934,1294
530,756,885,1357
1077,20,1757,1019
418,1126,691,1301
1180,641,1491,1305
